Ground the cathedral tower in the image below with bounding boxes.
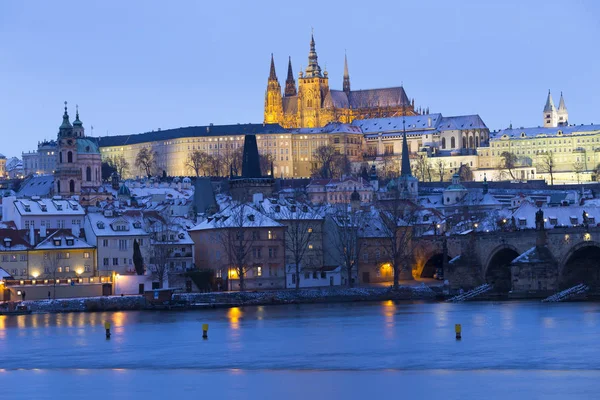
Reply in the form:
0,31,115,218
557,92,568,126
264,54,284,124
543,90,558,128
297,33,329,128
343,52,350,94
55,102,79,196
284,56,297,97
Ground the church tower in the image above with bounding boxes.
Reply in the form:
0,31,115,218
55,102,80,196
543,90,558,128
284,57,297,97
264,54,284,124
297,33,329,128
557,92,568,126
343,52,350,94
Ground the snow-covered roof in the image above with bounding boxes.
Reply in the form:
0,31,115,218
35,229,93,250
12,197,84,217
86,211,149,237
260,198,324,221
491,124,600,140
189,203,283,231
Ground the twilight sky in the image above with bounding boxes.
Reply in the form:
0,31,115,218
1,0,599,158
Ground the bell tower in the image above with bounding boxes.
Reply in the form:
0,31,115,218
297,32,329,128
264,54,283,125
55,102,80,196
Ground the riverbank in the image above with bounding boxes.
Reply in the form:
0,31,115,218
7,285,440,313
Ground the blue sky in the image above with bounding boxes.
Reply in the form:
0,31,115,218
1,0,599,157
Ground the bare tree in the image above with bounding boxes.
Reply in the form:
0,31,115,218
499,151,518,180
458,164,473,182
147,209,176,288
573,160,585,184
379,155,399,180
259,152,275,177
435,159,447,182
280,204,322,290
537,151,556,185
216,203,261,291
329,205,366,287
312,145,338,178
378,189,417,289
135,147,156,177
186,150,206,177
43,252,61,300
107,155,130,178
413,155,433,182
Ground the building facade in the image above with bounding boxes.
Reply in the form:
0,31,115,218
22,140,58,176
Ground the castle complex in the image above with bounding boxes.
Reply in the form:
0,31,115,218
264,34,418,128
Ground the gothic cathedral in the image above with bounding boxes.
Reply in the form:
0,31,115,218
264,34,419,129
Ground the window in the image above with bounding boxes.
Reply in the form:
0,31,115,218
66,239,74,246
451,137,456,148
268,248,277,258
103,239,109,247
252,231,259,240
321,271,326,279
65,266,70,273
113,258,119,266
375,250,380,260
257,266,262,277
119,240,128,250
1,255,7,262
20,254,27,261
123,258,128,265
65,252,70,259
312,271,318,279
268,230,274,240
441,138,446,149
57,267,63,273
304,272,310,279
10,255,17,262
307,227,313,233
363,253,368,262
84,265,90,272
253,247,262,259
84,252,90,259
308,243,313,250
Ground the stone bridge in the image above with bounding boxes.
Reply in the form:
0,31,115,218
413,227,600,294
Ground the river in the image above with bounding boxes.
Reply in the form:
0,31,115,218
1,301,599,399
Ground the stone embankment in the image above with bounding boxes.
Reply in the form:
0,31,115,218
13,285,440,314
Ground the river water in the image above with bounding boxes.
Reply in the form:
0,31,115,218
1,301,599,399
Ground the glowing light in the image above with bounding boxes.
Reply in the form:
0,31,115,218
31,272,40,278
584,233,591,241
228,307,242,330
76,268,83,275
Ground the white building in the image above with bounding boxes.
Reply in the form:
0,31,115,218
2,196,85,230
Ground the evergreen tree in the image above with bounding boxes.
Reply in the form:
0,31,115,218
133,239,144,275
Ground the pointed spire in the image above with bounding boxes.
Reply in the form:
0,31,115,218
305,31,322,78
544,89,555,112
59,101,72,130
558,91,567,111
343,51,351,94
73,104,83,126
400,108,412,177
269,53,277,81
284,56,297,97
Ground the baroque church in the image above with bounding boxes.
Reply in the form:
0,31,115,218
54,102,103,202
264,34,420,129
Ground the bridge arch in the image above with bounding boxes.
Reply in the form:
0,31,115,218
484,244,521,292
420,253,451,279
559,241,600,289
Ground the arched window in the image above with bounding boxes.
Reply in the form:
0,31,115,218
86,166,91,181
59,152,63,163
476,136,480,147
441,138,446,149
451,137,456,148
469,136,474,148
462,137,467,148
307,99,313,108
69,180,75,193
67,151,73,163
57,181,61,193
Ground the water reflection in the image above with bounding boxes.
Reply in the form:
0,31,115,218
228,307,242,330
381,300,396,339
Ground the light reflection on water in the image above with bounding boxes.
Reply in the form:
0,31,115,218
0,301,600,373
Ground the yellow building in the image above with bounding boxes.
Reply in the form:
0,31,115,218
477,123,600,183
264,34,419,129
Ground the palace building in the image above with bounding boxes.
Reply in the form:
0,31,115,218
264,34,420,129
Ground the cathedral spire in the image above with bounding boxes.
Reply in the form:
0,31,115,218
269,53,277,81
544,90,555,112
73,104,83,127
343,51,350,94
400,109,411,177
558,91,567,111
284,56,297,97
59,101,72,130
305,31,322,78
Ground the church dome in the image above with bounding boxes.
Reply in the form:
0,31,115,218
76,138,100,154
118,184,131,197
